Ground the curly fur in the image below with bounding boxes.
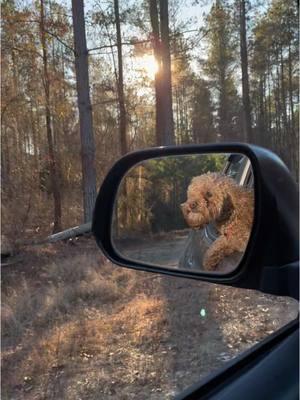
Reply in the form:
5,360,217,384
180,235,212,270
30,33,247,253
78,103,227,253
181,173,254,271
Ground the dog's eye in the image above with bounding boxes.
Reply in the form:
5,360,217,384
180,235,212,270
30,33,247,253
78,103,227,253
190,201,198,210
205,191,213,199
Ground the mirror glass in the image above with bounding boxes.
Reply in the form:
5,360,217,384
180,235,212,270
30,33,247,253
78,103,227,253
111,153,254,274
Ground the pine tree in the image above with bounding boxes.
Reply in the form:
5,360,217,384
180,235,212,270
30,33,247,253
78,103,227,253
204,0,242,141
72,0,97,223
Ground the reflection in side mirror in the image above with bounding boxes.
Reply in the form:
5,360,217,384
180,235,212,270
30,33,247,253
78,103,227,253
111,153,254,274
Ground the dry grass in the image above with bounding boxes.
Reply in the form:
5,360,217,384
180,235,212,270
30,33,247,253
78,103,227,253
209,285,298,353
2,255,123,341
2,241,299,399
1,248,172,399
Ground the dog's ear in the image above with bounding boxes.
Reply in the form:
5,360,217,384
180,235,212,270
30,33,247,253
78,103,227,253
205,191,213,200
217,194,234,223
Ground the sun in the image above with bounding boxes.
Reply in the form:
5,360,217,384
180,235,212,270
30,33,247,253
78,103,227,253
135,55,159,79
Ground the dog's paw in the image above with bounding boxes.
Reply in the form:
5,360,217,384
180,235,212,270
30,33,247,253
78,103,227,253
203,254,218,271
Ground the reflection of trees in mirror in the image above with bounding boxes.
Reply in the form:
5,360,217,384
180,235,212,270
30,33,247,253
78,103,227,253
113,154,227,241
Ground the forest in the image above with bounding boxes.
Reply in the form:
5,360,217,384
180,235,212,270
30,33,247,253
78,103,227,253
1,0,299,242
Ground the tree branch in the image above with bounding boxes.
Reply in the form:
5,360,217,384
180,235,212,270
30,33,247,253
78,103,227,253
88,39,151,53
88,29,206,53
5,19,75,53
44,29,75,54
92,98,118,106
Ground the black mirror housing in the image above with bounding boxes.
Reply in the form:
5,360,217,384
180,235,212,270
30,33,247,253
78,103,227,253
92,143,299,299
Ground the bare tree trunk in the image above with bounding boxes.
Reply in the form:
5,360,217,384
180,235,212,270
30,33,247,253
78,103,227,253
287,44,298,177
29,99,40,194
71,0,97,223
39,0,62,233
267,63,272,139
114,0,129,225
159,0,175,145
174,87,180,144
288,44,295,133
239,0,252,142
114,0,128,155
11,51,24,176
17,222,92,247
149,0,163,146
275,59,285,160
219,69,228,140
280,48,288,135
258,75,265,144
149,0,174,146
1,126,10,190
279,52,291,165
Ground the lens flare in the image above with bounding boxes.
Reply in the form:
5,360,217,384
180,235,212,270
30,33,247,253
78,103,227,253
135,55,159,79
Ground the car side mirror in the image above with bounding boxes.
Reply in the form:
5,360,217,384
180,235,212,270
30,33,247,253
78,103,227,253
110,152,254,275
92,144,299,299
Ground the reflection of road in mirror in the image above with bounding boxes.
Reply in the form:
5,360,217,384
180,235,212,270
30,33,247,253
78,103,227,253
114,229,245,272
114,231,190,268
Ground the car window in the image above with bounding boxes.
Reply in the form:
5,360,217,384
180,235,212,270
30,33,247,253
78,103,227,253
245,167,254,188
224,156,250,184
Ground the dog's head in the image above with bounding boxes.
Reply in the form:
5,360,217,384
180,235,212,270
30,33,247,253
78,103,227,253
181,173,228,229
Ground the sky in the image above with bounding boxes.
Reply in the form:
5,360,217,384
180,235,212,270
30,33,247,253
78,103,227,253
18,0,270,92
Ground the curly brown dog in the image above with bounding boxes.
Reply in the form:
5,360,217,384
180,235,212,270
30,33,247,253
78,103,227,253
181,173,254,271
